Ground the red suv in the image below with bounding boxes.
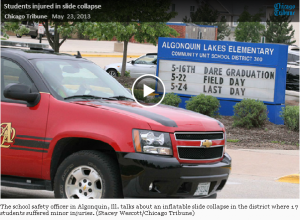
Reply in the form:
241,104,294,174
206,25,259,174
1,41,231,198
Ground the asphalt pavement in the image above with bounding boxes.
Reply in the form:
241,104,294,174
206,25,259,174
218,149,299,199
1,149,299,199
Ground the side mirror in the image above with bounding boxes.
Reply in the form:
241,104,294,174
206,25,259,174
131,60,135,65
4,83,40,107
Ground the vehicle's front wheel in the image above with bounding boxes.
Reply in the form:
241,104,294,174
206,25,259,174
204,193,217,199
107,68,118,77
31,32,37,39
54,150,123,199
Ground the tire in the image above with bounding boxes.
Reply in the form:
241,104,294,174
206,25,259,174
31,32,37,39
54,150,123,199
107,68,118,77
16,34,22,38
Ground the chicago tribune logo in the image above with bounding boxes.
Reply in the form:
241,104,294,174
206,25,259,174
274,3,295,16
1,122,16,148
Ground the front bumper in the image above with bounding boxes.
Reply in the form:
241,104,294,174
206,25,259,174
116,152,231,198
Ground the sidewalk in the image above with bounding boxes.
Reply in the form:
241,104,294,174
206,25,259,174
226,149,299,182
4,36,158,57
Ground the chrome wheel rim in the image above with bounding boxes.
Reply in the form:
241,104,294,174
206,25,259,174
108,70,117,77
65,166,103,199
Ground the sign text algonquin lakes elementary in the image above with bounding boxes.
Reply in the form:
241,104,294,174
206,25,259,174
156,38,288,124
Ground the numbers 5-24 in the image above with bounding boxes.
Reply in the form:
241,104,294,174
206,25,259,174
171,83,187,91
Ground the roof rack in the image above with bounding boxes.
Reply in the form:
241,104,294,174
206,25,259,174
1,40,50,50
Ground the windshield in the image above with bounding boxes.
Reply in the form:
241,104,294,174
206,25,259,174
30,59,133,100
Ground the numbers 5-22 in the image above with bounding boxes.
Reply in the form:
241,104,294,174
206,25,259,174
171,73,186,81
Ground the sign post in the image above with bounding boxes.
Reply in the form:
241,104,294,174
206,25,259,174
156,37,288,125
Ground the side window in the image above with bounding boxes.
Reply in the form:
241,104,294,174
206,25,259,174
288,54,295,62
135,55,157,65
27,21,34,26
1,58,34,101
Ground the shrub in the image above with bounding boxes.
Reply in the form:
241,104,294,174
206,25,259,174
233,99,268,129
280,106,299,131
133,89,148,102
161,93,181,107
149,96,162,104
124,70,130,77
185,94,220,117
116,70,130,77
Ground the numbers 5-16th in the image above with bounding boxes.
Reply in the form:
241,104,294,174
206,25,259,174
170,64,194,91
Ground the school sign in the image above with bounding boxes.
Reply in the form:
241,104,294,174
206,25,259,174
156,37,288,124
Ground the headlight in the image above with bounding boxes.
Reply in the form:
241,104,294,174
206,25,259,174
132,129,172,155
224,131,227,151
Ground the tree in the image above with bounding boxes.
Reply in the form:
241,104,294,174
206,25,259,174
182,1,230,40
1,0,104,52
234,7,265,43
81,22,179,76
263,14,296,45
216,16,231,41
1,21,76,52
1,22,30,39
46,21,78,52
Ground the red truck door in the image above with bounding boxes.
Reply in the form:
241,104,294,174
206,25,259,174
1,58,49,179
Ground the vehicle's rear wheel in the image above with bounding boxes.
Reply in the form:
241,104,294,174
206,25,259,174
107,68,118,77
54,150,123,199
16,34,22,38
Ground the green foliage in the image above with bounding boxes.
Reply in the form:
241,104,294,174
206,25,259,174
182,2,230,40
263,14,296,45
1,22,29,39
117,70,130,78
136,93,181,107
80,22,179,45
234,7,265,43
227,139,240,143
124,70,131,77
149,96,163,104
183,2,218,23
80,21,178,76
185,94,220,117
161,93,181,107
280,106,299,131
216,16,231,41
233,99,268,129
77,1,178,77
56,22,77,38
133,89,148,102
1,21,78,52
